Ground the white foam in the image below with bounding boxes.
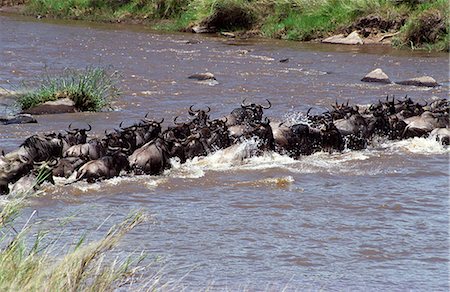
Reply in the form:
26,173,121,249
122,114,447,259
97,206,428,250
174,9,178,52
380,136,449,155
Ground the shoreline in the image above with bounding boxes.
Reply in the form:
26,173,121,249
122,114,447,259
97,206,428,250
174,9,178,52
1,1,448,51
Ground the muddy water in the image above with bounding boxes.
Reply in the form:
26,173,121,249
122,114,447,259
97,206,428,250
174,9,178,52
1,14,449,290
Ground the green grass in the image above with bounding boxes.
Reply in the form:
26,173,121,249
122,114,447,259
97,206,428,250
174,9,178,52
17,66,120,112
23,0,450,51
393,0,449,51
0,192,148,291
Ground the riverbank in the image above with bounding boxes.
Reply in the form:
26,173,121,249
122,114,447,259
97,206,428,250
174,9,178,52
1,0,448,51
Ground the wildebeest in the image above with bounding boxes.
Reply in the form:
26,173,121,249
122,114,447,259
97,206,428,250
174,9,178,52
128,137,171,175
224,99,271,126
9,161,55,195
73,150,129,183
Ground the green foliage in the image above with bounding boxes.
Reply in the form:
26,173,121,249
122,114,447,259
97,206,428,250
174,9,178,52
0,196,148,291
394,0,449,51
17,67,120,112
24,0,450,51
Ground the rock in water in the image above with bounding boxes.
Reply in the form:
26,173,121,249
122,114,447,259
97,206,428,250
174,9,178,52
21,98,77,115
361,68,391,84
0,114,37,125
188,72,216,81
322,31,364,45
396,76,440,87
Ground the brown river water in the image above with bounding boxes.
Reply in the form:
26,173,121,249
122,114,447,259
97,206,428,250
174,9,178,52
0,14,449,290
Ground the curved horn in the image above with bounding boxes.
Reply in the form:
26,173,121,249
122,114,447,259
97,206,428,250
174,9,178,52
84,124,92,132
174,116,184,125
107,145,121,152
119,121,125,129
307,107,313,117
241,98,249,107
262,99,272,109
145,112,150,119
122,141,132,153
48,159,58,167
189,105,198,115
205,106,211,113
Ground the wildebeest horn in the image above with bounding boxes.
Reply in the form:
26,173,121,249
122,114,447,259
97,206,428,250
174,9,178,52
108,145,121,152
241,98,249,107
66,123,76,133
144,112,150,119
419,101,428,107
174,116,184,125
262,99,272,109
119,121,125,129
206,106,211,113
122,141,132,153
157,118,164,124
84,124,92,132
189,105,198,115
19,154,30,164
48,159,58,167
307,107,313,117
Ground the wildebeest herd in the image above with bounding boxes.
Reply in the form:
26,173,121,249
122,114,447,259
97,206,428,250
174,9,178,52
1,96,449,195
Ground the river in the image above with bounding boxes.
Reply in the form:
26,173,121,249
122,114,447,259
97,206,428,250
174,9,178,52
0,14,449,290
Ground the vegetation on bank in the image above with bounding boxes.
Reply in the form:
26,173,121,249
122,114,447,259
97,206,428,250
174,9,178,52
22,0,449,51
0,180,148,291
17,66,120,112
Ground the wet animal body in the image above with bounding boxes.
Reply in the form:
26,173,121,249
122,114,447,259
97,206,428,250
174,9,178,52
0,97,448,193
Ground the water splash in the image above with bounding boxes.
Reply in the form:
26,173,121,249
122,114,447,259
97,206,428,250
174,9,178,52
381,136,449,155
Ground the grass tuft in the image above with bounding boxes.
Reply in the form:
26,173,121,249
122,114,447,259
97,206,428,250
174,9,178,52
16,66,120,112
0,197,148,291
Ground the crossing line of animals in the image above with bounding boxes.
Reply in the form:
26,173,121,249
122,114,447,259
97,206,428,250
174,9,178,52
1,96,448,195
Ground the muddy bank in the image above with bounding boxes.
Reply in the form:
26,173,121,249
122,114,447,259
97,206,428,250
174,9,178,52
10,0,449,51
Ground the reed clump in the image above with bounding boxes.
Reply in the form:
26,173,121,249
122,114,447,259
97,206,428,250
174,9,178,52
17,66,120,112
0,192,148,291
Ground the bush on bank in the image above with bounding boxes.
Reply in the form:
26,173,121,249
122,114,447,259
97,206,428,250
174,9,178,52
17,66,120,112
23,0,449,51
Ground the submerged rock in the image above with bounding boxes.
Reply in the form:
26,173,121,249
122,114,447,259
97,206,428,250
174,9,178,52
322,31,364,45
21,98,77,115
0,113,37,125
396,76,440,87
361,68,391,84
188,72,216,81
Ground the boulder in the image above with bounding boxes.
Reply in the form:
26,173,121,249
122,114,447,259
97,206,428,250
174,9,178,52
188,72,216,81
192,25,213,34
21,98,77,115
322,31,363,45
396,76,440,87
361,68,391,84
0,113,37,125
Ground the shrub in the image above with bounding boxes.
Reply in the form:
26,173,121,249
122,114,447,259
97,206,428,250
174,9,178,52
17,66,120,112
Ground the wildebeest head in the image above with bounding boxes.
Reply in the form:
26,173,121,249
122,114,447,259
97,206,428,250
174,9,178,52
188,105,210,128
62,123,91,146
246,117,275,151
